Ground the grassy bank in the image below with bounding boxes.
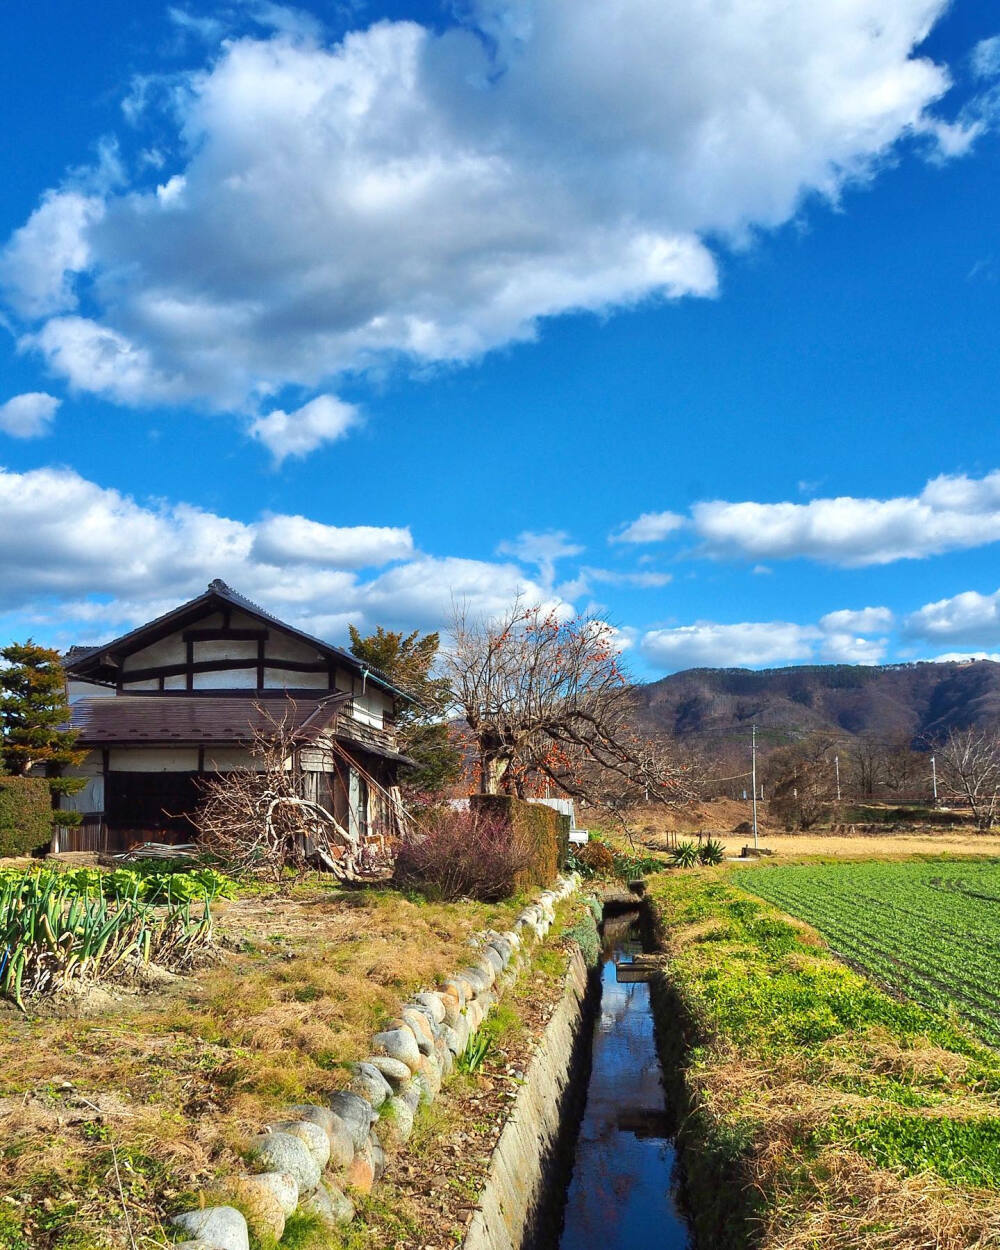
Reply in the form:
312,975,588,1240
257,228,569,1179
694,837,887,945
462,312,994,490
0,876,521,1250
647,869,1000,1250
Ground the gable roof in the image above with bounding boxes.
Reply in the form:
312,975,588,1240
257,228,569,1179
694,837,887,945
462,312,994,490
63,580,414,703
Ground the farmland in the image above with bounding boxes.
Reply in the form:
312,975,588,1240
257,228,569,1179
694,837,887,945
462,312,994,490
648,868,1000,1249
737,859,1000,1047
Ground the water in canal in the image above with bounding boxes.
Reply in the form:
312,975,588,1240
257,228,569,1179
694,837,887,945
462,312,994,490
554,909,690,1250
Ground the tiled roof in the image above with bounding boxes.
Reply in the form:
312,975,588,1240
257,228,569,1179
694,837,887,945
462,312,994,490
70,693,349,745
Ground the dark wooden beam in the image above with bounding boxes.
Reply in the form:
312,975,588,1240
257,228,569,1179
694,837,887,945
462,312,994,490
119,657,334,684
185,639,194,692
257,637,265,690
183,628,268,642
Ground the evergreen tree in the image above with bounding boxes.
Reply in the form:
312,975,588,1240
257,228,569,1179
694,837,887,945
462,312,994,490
348,625,462,795
0,641,86,820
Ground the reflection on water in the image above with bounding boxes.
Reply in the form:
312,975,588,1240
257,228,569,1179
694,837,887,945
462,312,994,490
555,911,690,1250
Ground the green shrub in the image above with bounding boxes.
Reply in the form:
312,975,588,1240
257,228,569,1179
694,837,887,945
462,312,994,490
698,839,726,865
0,775,53,857
670,840,700,868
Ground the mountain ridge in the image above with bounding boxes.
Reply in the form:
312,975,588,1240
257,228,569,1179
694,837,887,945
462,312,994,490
632,659,1000,747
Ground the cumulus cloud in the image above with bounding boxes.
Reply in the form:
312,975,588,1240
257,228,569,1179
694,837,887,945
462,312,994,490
638,601,898,671
904,588,1000,644
819,633,889,664
0,0,961,438
640,621,820,670
819,606,894,634
252,515,413,568
0,392,61,438
684,471,1000,567
0,464,556,642
248,395,362,464
611,510,687,544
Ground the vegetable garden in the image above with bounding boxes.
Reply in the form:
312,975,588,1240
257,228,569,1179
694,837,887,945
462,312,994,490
737,858,1000,1047
0,865,232,1011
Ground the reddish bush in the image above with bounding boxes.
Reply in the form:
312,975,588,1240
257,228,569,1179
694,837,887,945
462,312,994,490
575,840,615,874
394,806,535,901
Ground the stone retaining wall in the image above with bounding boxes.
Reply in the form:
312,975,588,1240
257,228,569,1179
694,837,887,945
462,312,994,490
461,945,590,1250
170,874,580,1250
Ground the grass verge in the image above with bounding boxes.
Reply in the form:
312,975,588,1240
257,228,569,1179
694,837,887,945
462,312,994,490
0,877,522,1250
646,868,1000,1250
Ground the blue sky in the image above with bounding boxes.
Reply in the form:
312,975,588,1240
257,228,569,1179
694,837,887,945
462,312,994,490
1,0,999,678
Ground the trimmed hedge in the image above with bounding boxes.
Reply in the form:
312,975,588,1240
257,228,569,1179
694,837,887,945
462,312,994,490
0,775,54,857
470,795,562,891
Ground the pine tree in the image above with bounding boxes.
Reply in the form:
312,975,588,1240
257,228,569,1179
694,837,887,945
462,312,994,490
348,625,462,796
0,641,86,819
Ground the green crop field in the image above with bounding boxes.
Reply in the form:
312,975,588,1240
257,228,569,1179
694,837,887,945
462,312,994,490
736,859,1000,1047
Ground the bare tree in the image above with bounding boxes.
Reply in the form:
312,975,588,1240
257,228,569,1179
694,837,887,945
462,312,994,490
195,706,397,882
847,736,884,800
764,734,837,830
932,727,1000,831
448,600,691,809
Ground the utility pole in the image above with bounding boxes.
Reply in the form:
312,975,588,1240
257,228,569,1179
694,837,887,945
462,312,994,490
834,754,842,802
751,723,759,849
931,755,938,803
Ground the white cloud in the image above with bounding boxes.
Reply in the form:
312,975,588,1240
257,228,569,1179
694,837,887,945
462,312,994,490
0,464,559,643
582,567,672,589
496,530,584,586
611,511,686,544
929,651,1000,663
248,395,362,464
691,471,1000,566
23,316,180,405
972,36,1000,80
819,632,888,664
0,191,103,320
819,606,894,634
904,588,1000,643
252,515,413,568
0,392,61,439
640,621,820,670
0,0,959,436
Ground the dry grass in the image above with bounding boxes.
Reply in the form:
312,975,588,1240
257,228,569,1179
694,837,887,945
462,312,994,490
0,879,521,1250
757,831,1000,859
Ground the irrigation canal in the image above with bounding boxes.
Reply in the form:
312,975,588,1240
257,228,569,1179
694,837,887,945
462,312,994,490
538,905,691,1250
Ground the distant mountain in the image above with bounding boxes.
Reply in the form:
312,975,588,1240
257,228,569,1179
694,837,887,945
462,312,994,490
632,660,1000,748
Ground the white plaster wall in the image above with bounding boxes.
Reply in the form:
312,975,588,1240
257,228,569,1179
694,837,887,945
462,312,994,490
201,747,265,772
193,667,256,690
123,679,159,691
164,675,187,690
265,630,323,665
66,679,116,704
108,747,199,772
122,634,186,671
194,639,258,663
263,667,328,690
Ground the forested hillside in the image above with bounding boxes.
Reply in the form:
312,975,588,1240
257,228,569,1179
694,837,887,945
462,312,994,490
633,660,1000,747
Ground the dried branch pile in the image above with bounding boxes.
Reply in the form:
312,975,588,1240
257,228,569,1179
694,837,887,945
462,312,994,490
195,714,396,883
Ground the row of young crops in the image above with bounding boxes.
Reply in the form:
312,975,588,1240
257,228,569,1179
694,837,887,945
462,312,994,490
737,858,1000,1047
0,865,235,1010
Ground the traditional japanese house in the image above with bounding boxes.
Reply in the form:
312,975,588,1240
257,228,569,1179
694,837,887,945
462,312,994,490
55,580,414,853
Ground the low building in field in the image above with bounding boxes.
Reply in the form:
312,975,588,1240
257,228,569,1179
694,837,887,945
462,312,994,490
56,579,414,853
